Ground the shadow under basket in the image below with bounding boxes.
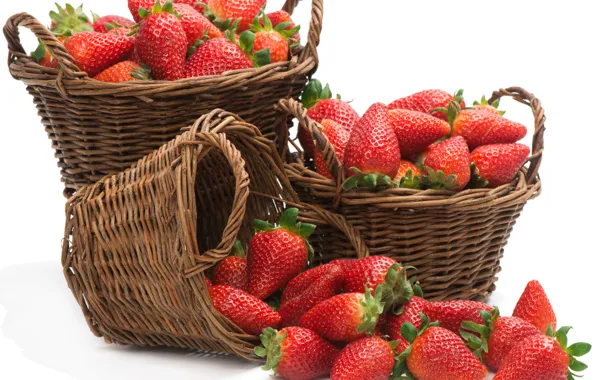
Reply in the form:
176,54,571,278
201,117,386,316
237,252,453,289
61,110,368,358
275,87,545,301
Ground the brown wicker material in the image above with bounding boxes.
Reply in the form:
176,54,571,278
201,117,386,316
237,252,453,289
61,109,368,358
275,87,545,301
4,0,323,197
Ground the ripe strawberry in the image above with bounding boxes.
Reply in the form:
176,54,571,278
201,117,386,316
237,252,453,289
387,296,429,353
91,14,135,33
206,0,266,32
249,12,299,63
49,3,93,36
255,327,339,380
281,263,343,305
136,1,187,81
494,326,591,380
394,315,488,380
389,89,465,121
262,10,300,52
205,277,212,288
512,279,557,334
94,61,151,82
174,3,222,47
313,119,350,179
330,337,396,380
473,95,506,116
343,256,397,294
174,0,205,13
31,39,65,69
388,109,451,158
185,37,255,77
343,103,401,190
420,136,471,190
64,32,134,77
212,240,248,291
461,307,542,372
129,0,157,22
248,208,315,300
424,299,492,334
471,143,530,187
106,26,134,36
328,259,357,273
299,288,383,342
395,160,422,189
209,285,281,335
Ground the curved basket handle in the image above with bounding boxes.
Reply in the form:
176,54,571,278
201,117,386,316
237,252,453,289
488,87,545,185
282,0,323,68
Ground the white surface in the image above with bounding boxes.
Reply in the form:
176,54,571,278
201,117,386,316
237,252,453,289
0,0,595,379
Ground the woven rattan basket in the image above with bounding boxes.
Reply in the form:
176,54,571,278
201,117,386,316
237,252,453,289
61,109,368,358
274,87,545,302
4,0,322,197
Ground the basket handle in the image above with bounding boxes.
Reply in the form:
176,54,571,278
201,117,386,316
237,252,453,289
488,87,545,185
282,0,323,68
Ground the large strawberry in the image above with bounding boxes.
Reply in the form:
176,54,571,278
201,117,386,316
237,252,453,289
512,279,557,334
420,136,471,190
461,307,542,372
209,285,281,335
387,295,429,353
330,337,396,380
471,143,530,187
388,89,465,121
388,109,451,158
281,263,343,305
212,240,248,291
173,3,222,47
247,208,315,300
185,36,258,78
49,3,93,36
494,326,591,380
135,1,187,81
64,32,134,77
255,327,339,380
395,160,422,189
343,103,401,190
94,61,151,82
206,0,266,32
262,10,300,52
424,299,492,334
91,14,135,33
313,119,351,180
249,12,299,63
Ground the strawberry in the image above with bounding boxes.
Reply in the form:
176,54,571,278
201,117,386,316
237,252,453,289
512,279,557,334
185,36,258,78
343,256,398,294
206,0,266,32
49,3,93,36
395,160,422,189
205,277,212,288
262,10,300,53
473,95,506,116
174,0,206,13
249,12,299,63
209,285,281,335
31,39,65,69
94,61,151,82
299,288,383,342
91,14,135,33
255,327,339,380
313,119,351,179
420,136,471,190
328,259,357,273
388,109,451,158
424,299,492,334
212,240,248,291
64,32,134,77
343,103,401,190
129,0,158,22
471,143,530,188
387,296,429,353
461,307,542,372
494,326,591,380
281,263,343,305
388,89,465,121
106,25,134,36
136,1,187,81
247,208,315,300
174,3,222,47
394,314,488,380
330,337,396,380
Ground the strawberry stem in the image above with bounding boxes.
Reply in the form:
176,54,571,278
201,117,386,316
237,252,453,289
255,328,286,375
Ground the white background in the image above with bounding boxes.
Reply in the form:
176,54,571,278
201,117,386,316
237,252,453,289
1,0,595,379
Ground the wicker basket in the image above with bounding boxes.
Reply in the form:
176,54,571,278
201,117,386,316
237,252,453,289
4,0,323,197
61,109,368,358
274,87,545,302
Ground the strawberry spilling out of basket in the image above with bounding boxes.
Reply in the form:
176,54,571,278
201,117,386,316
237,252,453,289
30,0,301,81
204,208,591,380
299,80,533,191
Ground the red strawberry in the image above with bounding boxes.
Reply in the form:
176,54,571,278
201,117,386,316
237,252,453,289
388,109,451,158
424,299,492,334
94,61,151,82
129,0,157,22
328,259,357,273
255,327,339,380
107,26,134,36
174,3,222,47
185,37,254,77
299,289,383,342
281,263,343,305
420,136,471,190
330,337,396,380
64,32,134,77
395,160,422,189
49,3,93,36
388,89,465,121
205,277,212,288
343,256,397,294
494,326,591,380
262,10,300,52
136,1,187,81
461,307,542,372
249,12,299,63
92,14,135,33
387,296,429,353
343,103,401,190
247,208,315,300
212,240,248,291
314,119,351,179
209,285,281,335
471,143,530,187
174,0,205,13
512,280,557,334
207,0,266,32
31,39,66,69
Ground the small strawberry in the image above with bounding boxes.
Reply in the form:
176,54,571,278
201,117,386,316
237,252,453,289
94,61,151,82
470,143,530,188
388,109,451,158
420,136,471,190
387,295,429,353
494,326,591,380
212,240,248,291
206,0,266,32
91,13,135,33
299,288,383,342
395,160,422,189
262,10,300,53
49,3,93,36
209,285,281,335
249,12,299,63
64,32,134,77
313,119,351,180
248,208,315,300
330,337,396,380
173,3,222,47
473,95,506,116
424,299,492,334
461,307,542,372
388,89,465,121
281,263,344,305
255,327,339,380
31,39,65,69
343,103,401,190
512,279,557,334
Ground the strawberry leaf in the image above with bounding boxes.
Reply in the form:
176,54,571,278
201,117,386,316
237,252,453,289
301,79,324,108
231,240,245,257
31,43,47,63
568,343,592,357
280,208,299,229
252,48,271,67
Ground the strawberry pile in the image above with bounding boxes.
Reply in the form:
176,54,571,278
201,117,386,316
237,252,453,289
31,0,300,82
300,80,532,191
204,208,591,379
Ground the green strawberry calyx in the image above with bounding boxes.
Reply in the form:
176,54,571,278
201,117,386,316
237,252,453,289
254,327,286,375
460,307,499,360
467,162,489,189
420,166,459,190
398,169,422,190
473,95,506,115
375,264,415,314
223,20,271,68
393,313,440,378
431,100,462,128
250,12,300,42
301,79,339,109
546,325,592,379
50,3,93,36
356,286,385,335
343,167,397,191
130,63,153,80
138,0,180,20
231,239,245,257
31,42,49,64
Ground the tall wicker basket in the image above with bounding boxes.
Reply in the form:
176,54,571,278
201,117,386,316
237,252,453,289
275,87,545,301
4,0,323,197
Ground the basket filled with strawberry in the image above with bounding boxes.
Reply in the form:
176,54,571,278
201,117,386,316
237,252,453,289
277,84,545,301
4,0,322,197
